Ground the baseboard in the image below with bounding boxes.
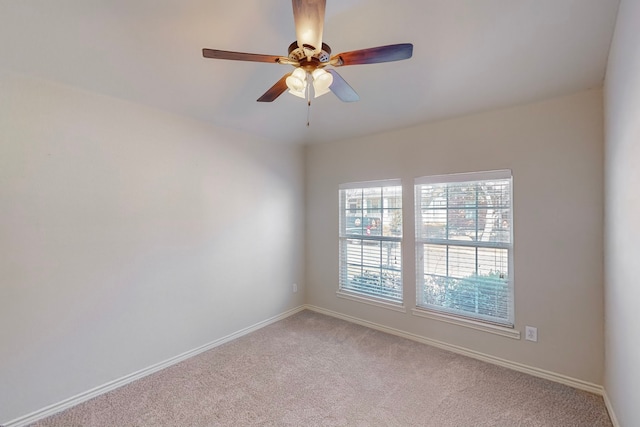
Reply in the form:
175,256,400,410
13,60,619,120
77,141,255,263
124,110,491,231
602,390,621,427
305,304,605,396
2,305,306,427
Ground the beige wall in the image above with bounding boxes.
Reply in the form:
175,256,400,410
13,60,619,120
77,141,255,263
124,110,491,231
306,89,604,384
604,0,640,425
0,65,613,423
0,70,305,423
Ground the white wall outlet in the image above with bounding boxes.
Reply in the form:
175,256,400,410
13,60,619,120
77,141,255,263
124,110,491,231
292,283,298,293
525,326,538,342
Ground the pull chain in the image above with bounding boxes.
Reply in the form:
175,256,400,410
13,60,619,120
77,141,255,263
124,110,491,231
306,77,311,127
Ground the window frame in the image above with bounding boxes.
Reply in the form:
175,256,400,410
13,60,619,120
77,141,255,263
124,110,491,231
414,170,514,328
338,179,404,308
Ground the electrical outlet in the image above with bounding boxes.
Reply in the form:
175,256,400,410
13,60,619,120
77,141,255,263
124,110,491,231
292,283,298,293
525,326,538,342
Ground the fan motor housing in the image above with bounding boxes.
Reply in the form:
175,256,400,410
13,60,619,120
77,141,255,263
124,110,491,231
288,41,332,65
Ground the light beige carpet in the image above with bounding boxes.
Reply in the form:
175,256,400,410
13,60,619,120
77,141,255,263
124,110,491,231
30,310,612,426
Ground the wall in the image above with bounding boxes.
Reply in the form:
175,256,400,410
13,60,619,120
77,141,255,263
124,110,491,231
0,70,305,423
604,0,640,425
306,89,604,385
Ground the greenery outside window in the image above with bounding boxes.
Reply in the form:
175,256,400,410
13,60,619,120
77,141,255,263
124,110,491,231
415,170,514,326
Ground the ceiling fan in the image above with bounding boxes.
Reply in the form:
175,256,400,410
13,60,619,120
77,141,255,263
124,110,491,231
202,0,413,103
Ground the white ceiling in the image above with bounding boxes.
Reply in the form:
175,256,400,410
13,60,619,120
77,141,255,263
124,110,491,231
0,0,620,145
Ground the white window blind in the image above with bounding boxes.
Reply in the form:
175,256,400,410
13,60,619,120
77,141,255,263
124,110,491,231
415,170,514,326
339,180,402,303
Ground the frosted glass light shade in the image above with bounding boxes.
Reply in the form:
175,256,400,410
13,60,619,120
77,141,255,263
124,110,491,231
312,68,333,98
288,87,307,98
286,67,308,98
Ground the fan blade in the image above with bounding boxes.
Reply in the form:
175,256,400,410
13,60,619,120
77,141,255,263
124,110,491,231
331,43,413,67
328,70,359,102
292,0,326,54
257,73,292,102
203,48,285,64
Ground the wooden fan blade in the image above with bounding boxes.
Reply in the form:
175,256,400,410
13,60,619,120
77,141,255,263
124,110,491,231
202,48,285,63
257,73,292,102
328,70,359,102
331,43,413,67
291,0,326,53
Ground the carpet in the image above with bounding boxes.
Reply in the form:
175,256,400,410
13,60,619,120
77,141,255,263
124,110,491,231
29,310,612,426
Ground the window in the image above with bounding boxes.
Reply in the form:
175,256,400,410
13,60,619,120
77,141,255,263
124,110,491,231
415,170,513,326
339,180,403,303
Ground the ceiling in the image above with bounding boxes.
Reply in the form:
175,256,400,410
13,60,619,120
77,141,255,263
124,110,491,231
0,0,620,145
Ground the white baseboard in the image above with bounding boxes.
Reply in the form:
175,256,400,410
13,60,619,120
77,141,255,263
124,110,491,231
305,304,605,396
602,390,621,427
2,306,306,427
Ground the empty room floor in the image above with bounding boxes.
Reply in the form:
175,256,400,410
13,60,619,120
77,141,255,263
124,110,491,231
29,311,612,426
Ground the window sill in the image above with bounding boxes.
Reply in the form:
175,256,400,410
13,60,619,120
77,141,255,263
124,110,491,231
411,308,521,339
336,290,406,313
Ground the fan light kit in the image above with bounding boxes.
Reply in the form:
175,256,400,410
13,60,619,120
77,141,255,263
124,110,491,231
202,0,413,123
287,67,333,99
